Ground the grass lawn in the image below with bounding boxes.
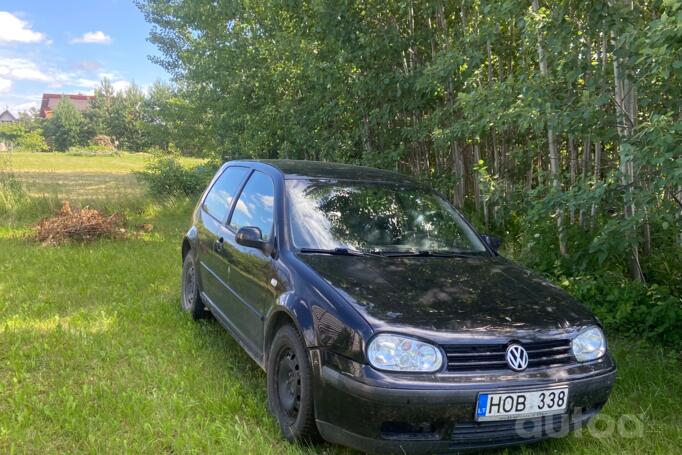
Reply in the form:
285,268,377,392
8,151,203,174
0,152,681,453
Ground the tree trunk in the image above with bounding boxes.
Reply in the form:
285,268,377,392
678,186,682,245
612,21,645,282
579,136,591,227
436,2,465,208
580,37,593,227
569,134,577,224
474,144,482,215
590,140,602,224
532,0,567,256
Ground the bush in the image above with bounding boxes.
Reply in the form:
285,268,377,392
16,130,49,152
0,122,49,152
135,157,217,198
561,272,682,346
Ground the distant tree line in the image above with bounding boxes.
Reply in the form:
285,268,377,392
0,78,209,155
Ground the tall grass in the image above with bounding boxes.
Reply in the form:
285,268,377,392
0,152,27,217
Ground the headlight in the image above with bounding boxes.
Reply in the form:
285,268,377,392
571,327,607,362
367,334,443,372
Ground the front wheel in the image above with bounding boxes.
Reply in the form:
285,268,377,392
181,252,209,320
267,324,319,443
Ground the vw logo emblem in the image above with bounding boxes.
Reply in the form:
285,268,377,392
506,344,529,371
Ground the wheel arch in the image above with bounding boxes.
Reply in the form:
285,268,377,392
182,226,199,261
182,237,191,260
264,306,309,364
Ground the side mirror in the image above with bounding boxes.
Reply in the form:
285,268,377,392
481,234,502,252
235,226,269,252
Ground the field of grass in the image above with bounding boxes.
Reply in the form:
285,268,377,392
1,152,681,453
8,151,203,174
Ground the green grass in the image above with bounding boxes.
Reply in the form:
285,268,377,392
1,151,203,226
16,171,143,200
0,152,681,453
9,151,203,174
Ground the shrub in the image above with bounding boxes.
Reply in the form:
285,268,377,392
561,272,682,346
0,122,49,152
16,130,49,152
135,157,217,199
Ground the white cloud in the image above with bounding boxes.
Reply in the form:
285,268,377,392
0,50,130,107
12,101,39,114
75,60,100,71
98,71,120,80
70,31,112,45
0,57,50,81
112,80,130,92
0,12,46,44
74,78,100,90
0,77,11,93
10,67,50,81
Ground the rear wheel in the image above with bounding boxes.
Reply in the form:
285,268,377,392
181,252,209,320
267,324,319,443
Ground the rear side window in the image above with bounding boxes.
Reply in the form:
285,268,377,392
229,171,275,241
203,166,249,222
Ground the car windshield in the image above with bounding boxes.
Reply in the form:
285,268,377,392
286,179,488,255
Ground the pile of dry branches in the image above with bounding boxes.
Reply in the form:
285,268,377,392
34,201,127,245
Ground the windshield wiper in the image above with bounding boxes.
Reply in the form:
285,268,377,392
298,247,366,256
298,248,481,258
368,249,478,258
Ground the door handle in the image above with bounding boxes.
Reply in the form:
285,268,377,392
213,237,224,252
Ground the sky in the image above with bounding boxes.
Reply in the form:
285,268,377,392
0,0,168,116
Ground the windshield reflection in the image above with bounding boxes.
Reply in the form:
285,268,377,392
286,179,487,254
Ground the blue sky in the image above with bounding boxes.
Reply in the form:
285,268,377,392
0,0,167,115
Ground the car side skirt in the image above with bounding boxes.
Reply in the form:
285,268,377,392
201,291,266,370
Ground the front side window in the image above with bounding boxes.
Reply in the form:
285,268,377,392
286,179,487,254
229,171,275,241
203,166,250,222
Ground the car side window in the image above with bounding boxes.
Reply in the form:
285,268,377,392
203,166,250,222
229,171,275,241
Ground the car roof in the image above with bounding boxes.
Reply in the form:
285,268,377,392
230,159,418,185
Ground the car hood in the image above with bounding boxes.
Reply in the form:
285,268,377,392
298,254,596,337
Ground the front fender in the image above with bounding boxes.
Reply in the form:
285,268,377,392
264,289,372,365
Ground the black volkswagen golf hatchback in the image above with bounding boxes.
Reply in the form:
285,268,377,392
181,160,615,454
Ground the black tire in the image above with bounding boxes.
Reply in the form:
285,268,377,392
267,324,320,443
181,252,209,320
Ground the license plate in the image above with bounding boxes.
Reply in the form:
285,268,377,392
475,387,568,421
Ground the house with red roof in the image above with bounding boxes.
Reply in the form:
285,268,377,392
40,93,96,119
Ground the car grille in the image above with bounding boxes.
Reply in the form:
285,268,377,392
443,339,574,372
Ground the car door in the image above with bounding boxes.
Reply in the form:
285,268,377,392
196,166,250,313
221,170,277,352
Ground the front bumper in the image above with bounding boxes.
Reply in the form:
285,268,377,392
310,349,616,454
